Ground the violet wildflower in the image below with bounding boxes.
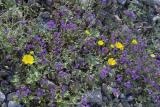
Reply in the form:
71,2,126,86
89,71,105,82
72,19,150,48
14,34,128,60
124,81,132,89
39,57,49,64
112,88,120,98
34,35,41,42
101,47,109,55
16,86,31,99
100,67,108,79
116,74,123,82
80,95,88,106
46,20,56,29
60,20,77,30
54,62,63,71
58,71,68,78
38,49,47,57
35,88,45,97
52,32,63,55
60,84,68,96
123,10,137,20
49,85,56,99
146,89,153,95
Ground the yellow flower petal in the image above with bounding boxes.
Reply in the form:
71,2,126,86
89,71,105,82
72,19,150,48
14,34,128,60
98,40,105,46
22,54,34,65
108,58,117,66
115,42,124,50
131,39,138,45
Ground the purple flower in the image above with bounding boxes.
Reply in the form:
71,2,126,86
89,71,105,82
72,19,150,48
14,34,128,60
16,86,31,99
54,62,63,71
38,49,47,57
146,89,153,95
101,47,109,55
49,85,56,99
35,88,45,97
39,57,49,64
60,84,68,96
157,56,160,61
123,10,136,20
101,0,111,5
116,74,123,82
58,71,68,78
99,35,108,42
46,20,56,29
100,67,108,79
80,95,88,106
60,20,77,30
112,88,120,98
124,81,132,89
34,35,41,41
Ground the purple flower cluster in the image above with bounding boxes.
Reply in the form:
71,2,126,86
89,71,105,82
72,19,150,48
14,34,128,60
60,20,77,31
52,32,63,56
16,86,31,99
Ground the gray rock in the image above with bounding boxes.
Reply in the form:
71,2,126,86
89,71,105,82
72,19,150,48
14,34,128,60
154,0,160,6
117,0,127,5
142,0,160,6
118,103,124,107
7,101,23,107
86,89,102,105
0,91,5,102
121,101,131,107
7,92,16,101
46,0,53,6
2,103,7,107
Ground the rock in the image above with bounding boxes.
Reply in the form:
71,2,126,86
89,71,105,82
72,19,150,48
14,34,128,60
118,103,124,107
154,0,160,6
142,0,160,6
46,0,53,6
7,101,23,107
0,91,5,102
7,92,16,101
137,103,142,107
117,0,127,5
153,16,160,23
2,103,7,107
121,100,131,107
86,89,103,105
0,70,9,80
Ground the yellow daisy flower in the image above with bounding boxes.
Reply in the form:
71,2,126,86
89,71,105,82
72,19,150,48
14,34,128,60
98,40,105,46
115,42,124,50
108,58,117,66
131,39,138,45
22,54,34,65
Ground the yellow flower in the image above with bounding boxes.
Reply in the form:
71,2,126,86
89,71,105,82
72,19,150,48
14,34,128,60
98,40,105,46
115,42,124,50
110,44,115,48
150,54,156,58
85,30,91,35
108,58,117,66
29,51,34,55
22,54,34,65
131,39,138,45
